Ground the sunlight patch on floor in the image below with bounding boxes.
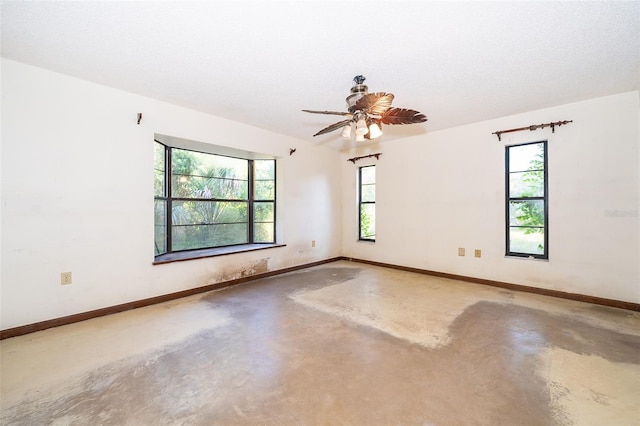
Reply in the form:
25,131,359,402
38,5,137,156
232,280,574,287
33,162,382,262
0,295,230,407
542,347,640,425
290,269,510,348
290,265,640,349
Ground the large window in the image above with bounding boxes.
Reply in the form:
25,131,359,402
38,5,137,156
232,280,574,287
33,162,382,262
506,141,548,259
154,141,275,257
359,165,376,241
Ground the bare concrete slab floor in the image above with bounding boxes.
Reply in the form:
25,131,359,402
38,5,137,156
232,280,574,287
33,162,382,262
2,261,639,425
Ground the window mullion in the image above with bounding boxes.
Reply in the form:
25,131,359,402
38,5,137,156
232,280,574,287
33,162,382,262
166,146,173,253
248,160,254,243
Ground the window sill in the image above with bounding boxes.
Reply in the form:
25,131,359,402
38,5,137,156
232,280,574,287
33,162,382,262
358,239,375,243
154,243,286,265
505,255,549,262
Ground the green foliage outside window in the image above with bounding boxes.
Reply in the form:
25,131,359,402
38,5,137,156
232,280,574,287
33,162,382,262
360,205,375,239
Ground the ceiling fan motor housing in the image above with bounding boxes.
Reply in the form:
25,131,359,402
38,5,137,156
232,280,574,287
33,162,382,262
347,83,368,112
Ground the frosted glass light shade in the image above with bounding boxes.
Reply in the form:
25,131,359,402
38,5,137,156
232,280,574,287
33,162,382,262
369,123,382,139
355,134,365,142
341,124,351,139
355,118,368,135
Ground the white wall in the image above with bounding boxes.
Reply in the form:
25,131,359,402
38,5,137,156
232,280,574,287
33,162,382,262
1,59,342,329
2,58,638,330
342,91,640,304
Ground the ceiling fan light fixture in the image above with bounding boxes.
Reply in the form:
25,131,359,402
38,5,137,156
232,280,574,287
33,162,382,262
355,117,368,135
341,124,352,139
369,123,383,139
355,134,365,142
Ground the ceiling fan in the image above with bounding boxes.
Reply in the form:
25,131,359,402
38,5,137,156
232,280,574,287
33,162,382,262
303,75,427,141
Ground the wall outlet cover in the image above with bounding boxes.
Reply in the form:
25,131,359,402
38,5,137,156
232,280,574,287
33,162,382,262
61,272,72,285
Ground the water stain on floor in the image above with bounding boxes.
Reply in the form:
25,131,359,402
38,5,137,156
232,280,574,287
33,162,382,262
2,261,639,425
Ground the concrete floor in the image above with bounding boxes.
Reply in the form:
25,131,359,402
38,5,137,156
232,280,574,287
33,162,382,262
1,261,639,425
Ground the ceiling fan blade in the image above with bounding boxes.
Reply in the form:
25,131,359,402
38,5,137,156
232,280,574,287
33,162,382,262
313,119,351,137
302,109,352,116
380,108,427,125
353,92,395,115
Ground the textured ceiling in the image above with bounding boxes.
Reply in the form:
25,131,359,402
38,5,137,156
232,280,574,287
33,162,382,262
2,1,639,150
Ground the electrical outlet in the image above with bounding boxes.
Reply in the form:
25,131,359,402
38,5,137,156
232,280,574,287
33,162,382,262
458,248,465,256
61,272,72,285
475,249,482,258
311,240,316,248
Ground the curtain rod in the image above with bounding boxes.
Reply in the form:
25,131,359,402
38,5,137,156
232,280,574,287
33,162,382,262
347,153,382,164
493,120,572,141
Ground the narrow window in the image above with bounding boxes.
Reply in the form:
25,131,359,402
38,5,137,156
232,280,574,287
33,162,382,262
253,159,276,243
506,141,548,258
154,141,167,256
154,142,276,257
359,165,376,241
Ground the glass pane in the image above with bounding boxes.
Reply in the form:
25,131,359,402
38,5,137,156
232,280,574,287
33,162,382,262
361,183,375,202
509,143,544,172
154,170,165,197
154,143,165,197
255,159,275,180
509,171,544,198
172,223,248,250
154,199,166,255
360,203,376,239
216,202,248,222
254,202,274,222
172,201,247,226
171,148,249,199
361,166,375,185
172,174,248,199
254,222,275,243
509,200,544,227
255,180,275,200
509,227,544,255
172,149,248,179
171,174,191,198
154,142,165,170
